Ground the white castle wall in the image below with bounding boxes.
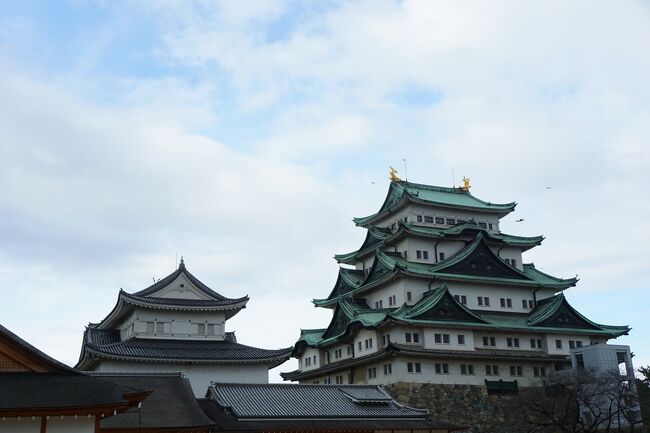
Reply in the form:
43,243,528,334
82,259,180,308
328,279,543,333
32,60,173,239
95,360,268,396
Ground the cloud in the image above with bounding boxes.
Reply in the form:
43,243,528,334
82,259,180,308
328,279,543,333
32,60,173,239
1,0,649,376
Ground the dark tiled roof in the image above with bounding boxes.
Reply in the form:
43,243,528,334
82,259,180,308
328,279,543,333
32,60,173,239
207,383,429,419
121,290,249,308
93,373,214,430
133,265,239,302
198,399,459,432
0,373,147,412
85,337,292,364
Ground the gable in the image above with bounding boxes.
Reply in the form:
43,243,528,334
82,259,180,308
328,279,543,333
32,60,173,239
409,291,486,323
443,240,527,280
536,302,601,330
149,274,213,300
322,306,351,340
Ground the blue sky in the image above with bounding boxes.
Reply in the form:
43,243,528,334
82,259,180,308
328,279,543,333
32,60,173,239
0,0,649,381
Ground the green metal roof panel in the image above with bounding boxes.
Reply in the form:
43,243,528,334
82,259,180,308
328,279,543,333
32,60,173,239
354,181,516,226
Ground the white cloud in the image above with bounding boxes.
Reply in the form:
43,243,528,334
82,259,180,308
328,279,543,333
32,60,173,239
1,0,649,374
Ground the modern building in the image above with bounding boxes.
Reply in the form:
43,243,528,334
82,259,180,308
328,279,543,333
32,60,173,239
198,383,461,432
76,258,292,395
0,324,149,433
282,177,630,393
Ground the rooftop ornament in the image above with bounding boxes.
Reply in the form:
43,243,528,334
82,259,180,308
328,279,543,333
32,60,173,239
460,177,471,192
388,166,401,182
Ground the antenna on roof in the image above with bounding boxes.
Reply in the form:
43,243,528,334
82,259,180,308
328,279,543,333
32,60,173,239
452,168,455,188
403,158,408,181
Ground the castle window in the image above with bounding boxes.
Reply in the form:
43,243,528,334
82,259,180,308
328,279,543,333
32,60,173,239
478,297,483,306
423,251,429,260
569,340,575,349
556,339,563,349
530,338,543,349
458,334,465,345
367,367,376,379
405,333,412,343
416,250,422,259
156,322,165,334
347,346,352,355
336,375,344,384
383,363,392,375
461,364,474,375
425,216,434,223
403,251,408,259
383,334,391,345
485,365,499,376
407,291,412,301
478,296,490,306
478,222,487,229
533,366,547,377
507,337,520,347
146,322,155,333
439,252,445,261
434,333,450,344
407,362,422,373
509,366,523,376
446,218,455,225
197,323,206,334
388,295,396,306
207,324,215,335
522,300,528,309
488,223,493,230
435,217,444,224
358,341,362,351
483,336,496,347
417,215,423,222
435,363,449,374
500,298,506,307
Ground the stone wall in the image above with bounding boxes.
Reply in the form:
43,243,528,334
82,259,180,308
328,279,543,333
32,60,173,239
385,382,523,433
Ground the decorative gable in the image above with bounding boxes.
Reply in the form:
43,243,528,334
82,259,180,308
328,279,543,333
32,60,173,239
322,305,351,340
443,238,527,280
149,274,213,300
535,301,600,330
406,289,487,323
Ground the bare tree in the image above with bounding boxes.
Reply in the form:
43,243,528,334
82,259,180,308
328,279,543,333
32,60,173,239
514,368,642,433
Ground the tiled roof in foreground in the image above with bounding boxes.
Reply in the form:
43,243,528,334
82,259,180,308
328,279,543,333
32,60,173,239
92,373,214,431
207,383,450,420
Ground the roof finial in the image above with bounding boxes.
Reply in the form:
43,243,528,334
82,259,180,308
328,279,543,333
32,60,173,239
179,255,185,270
460,177,471,192
389,166,401,182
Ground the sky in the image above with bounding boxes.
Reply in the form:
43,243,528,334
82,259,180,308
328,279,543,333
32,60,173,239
0,0,649,382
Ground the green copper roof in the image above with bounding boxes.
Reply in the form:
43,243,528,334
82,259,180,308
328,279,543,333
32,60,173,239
297,287,629,351
335,221,544,264
313,268,365,307
326,233,577,307
353,181,516,226
355,233,576,292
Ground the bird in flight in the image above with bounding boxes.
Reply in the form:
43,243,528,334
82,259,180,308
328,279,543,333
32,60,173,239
515,218,524,222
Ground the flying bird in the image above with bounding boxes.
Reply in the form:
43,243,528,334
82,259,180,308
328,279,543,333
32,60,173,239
515,218,524,222
545,186,552,190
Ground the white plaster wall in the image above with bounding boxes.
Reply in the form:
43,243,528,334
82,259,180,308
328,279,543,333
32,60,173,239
373,204,500,232
328,343,354,363
94,360,268,396
446,282,546,313
301,347,323,371
128,309,226,340
423,328,475,351
46,417,95,433
0,418,40,433
360,357,549,386
353,329,380,357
